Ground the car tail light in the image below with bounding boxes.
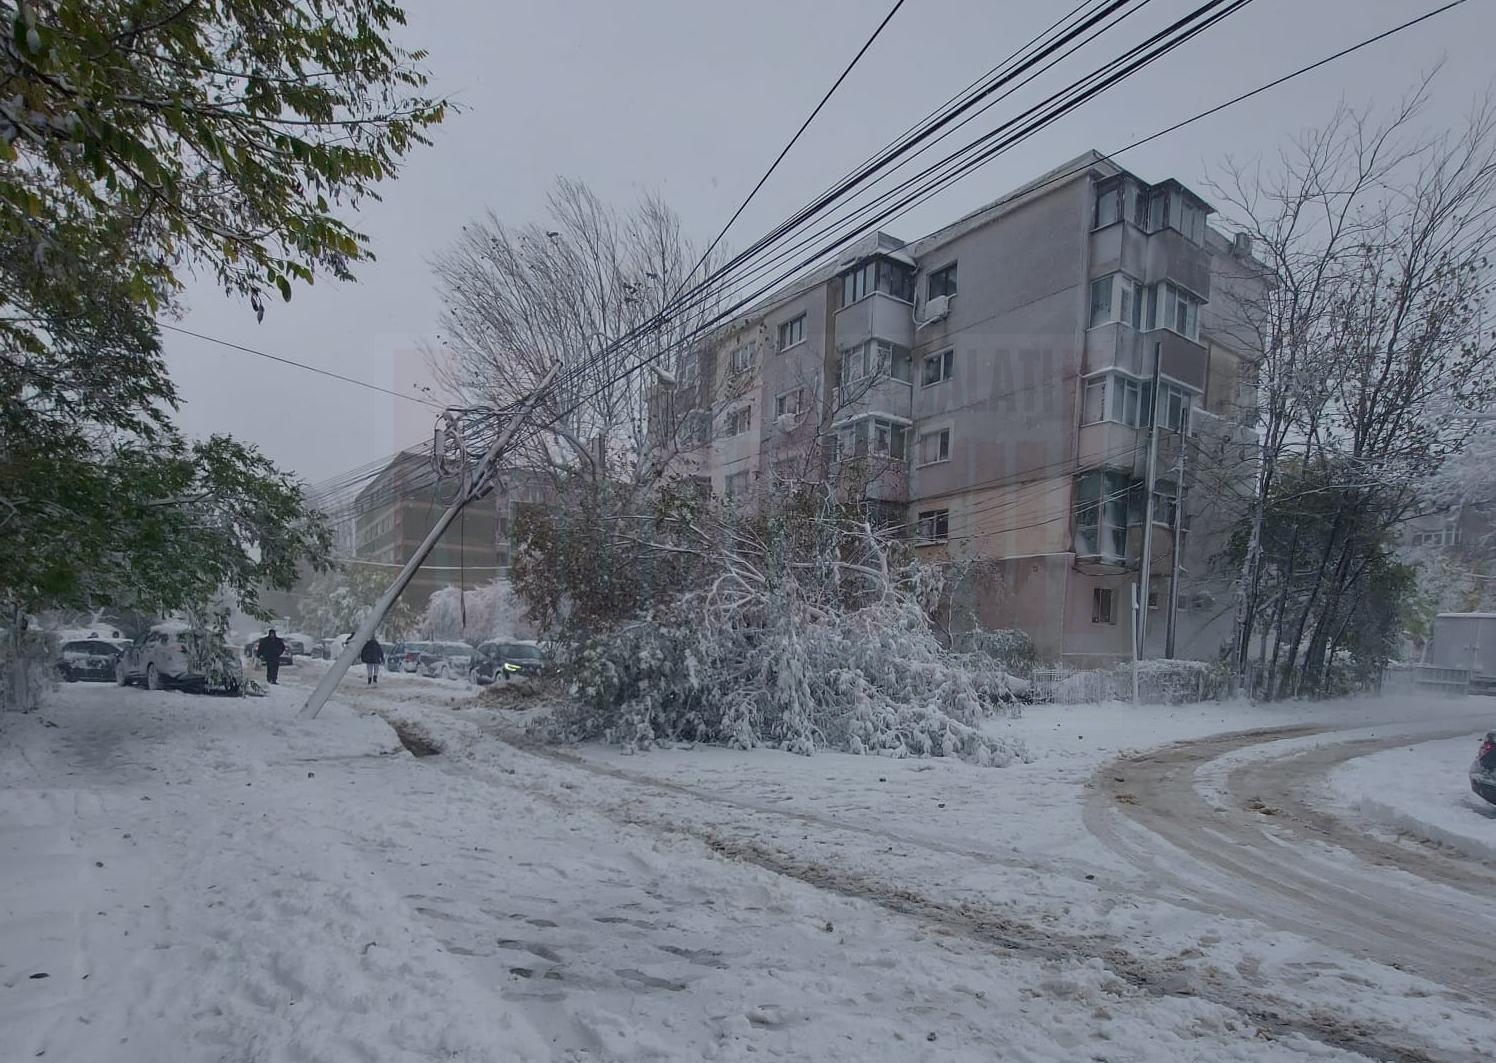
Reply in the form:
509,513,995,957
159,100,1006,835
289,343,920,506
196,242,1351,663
1480,738,1495,760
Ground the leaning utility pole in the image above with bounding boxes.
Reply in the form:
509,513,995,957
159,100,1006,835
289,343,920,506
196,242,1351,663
1164,433,1187,659
300,366,558,720
1135,341,1163,657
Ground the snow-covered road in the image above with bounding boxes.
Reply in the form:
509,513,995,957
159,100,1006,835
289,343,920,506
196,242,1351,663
4,667,1494,1063
1088,723,1496,1002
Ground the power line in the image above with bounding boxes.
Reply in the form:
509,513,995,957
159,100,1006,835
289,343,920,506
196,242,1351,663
539,0,1253,420
161,323,445,410
531,0,1463,442
690,0,910,279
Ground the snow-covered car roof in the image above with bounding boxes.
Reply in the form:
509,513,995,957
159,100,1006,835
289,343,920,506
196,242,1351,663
151,622,193,635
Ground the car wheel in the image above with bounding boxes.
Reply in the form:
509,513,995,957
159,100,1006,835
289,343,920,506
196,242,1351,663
146,664,163,691
438,664,450,681
115,660,131,687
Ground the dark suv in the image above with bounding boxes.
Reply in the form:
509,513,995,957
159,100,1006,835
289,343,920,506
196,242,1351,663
470,640,546,684
57,638,124,682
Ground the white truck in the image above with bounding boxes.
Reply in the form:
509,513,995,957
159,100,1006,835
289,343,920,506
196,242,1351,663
1427,612,1496,695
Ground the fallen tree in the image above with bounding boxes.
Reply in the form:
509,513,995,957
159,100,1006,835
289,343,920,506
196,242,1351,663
517,482,1027,766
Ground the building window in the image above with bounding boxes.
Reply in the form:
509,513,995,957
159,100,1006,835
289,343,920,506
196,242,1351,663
1089,273,1143,329
839,339,912,389
778,315,805,350
841,261,873,306
1159,383,1193,432
1167,193,1205,243
922,348,954,387
1110,375,1147,427
927,263,958,300
917,427,950,466
1094,178,1121,228
871,419,908,459
1151,487,1178,527
678,350,701,389
834,421,864,462
1075,470,1131,560
680,409,712,446
1082,377,1107,425
1141,282,1202,340
1088,275,1113,329
917,509,950,542
834,416,907,461
1413,526,1460,547
1092,587,1116,625
840,257,915,307
732,343,754,374
726,406,752,437
774,388,806,419
724,470,750,499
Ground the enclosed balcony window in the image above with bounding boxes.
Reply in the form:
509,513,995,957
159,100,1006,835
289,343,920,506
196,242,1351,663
1075,470,1131,560
1088,272,1144,329
840,256,916,307
839,339,912,388
835,415,909,462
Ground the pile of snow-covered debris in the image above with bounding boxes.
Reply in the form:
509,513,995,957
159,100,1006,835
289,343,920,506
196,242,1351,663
522,493,1026,766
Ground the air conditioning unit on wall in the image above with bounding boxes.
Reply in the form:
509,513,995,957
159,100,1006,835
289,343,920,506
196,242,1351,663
916,294,951,328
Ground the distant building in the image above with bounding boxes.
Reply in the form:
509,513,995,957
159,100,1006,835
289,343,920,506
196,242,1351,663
351,451,503,605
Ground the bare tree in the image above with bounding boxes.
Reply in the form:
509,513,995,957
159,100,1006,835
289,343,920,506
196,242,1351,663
430,179,728,501
1209,79,1496,695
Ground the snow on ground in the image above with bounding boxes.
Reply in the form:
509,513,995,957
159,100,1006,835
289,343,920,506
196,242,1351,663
1327,732,1496,862
4,668,1494,1062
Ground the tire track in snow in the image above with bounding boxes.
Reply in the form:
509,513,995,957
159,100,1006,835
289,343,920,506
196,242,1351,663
484,729,1461,1063
1089,726,1496,1003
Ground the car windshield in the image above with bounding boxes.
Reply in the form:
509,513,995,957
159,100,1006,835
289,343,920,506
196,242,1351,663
504,644,544,660
442,644,469,656
405,642,432,655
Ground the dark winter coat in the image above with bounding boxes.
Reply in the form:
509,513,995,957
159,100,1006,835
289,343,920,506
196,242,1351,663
359,638,385,665
257,636,286,663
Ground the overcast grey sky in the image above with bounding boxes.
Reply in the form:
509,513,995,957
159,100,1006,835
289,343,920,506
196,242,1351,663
160,0,1495,487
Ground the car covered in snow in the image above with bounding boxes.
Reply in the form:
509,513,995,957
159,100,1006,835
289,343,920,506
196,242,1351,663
56,638,125,682
119,624,244,694
414,641,473,680
469,640,547,684
1471,730,1496,806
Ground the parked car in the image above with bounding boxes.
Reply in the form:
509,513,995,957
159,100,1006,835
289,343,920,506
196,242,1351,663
416,641,474,680
118,624,244,694
57,638,124,683
1471,730,1496,806
397,641,432,673
470,640,547,684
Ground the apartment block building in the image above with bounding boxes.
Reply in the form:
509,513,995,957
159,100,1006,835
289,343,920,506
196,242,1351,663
352,451,503,605
669,151,1263,667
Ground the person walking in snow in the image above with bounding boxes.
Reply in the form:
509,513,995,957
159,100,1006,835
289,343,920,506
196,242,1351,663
359,636,385,685
257,629,286,685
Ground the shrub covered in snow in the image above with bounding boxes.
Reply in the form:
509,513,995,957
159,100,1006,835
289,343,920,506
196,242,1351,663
521,485,1025,766
1043,658,1225,705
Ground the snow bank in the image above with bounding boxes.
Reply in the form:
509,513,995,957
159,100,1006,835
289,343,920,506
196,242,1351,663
1329,734,1496,862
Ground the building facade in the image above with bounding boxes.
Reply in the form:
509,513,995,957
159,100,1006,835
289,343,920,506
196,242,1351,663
669,152,1263,666
352,451,503,605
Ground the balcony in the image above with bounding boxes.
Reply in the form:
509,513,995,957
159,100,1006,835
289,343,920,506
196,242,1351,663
1084,323,1207,391
1077,419,1145,476
1144,227,1211,300
833,291,914,349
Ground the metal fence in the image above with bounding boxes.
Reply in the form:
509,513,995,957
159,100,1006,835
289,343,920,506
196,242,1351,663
1381,663,1470,698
